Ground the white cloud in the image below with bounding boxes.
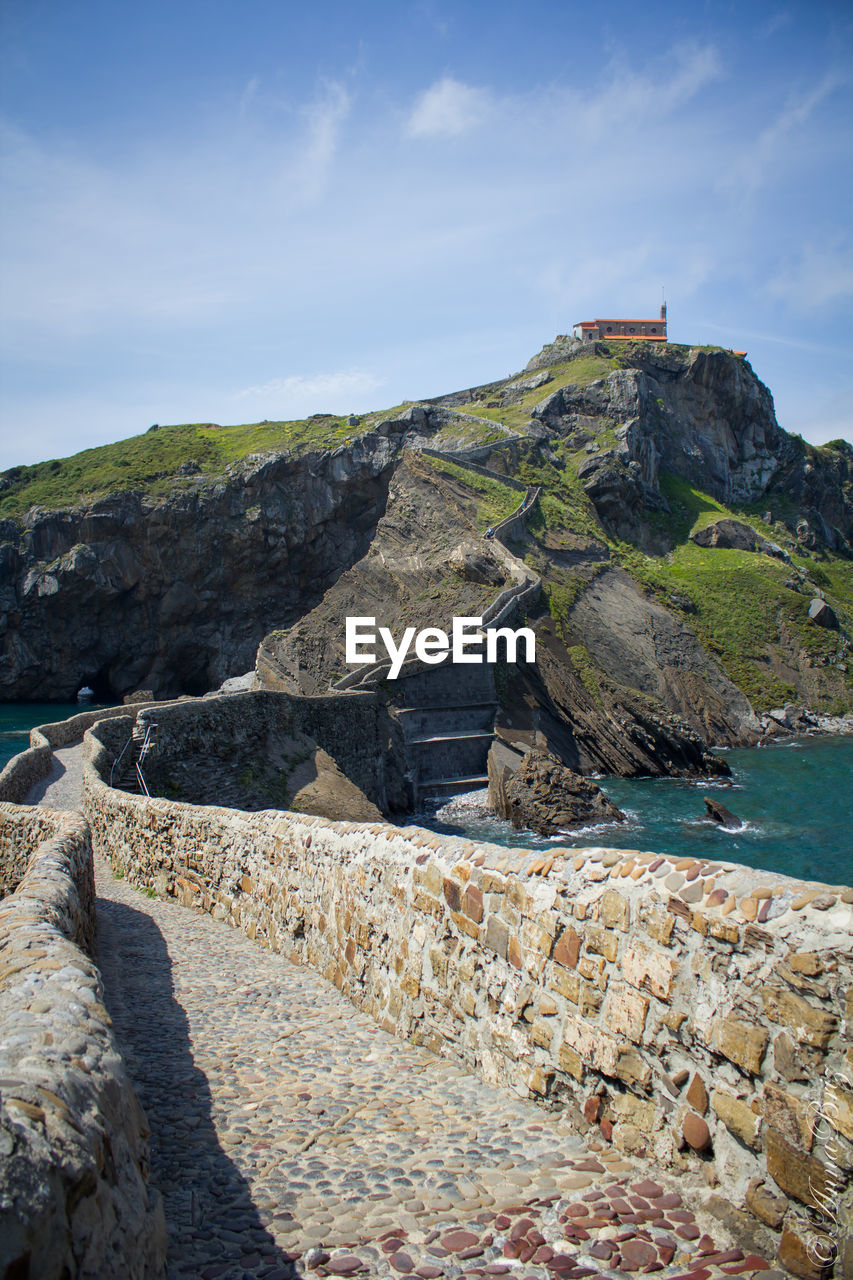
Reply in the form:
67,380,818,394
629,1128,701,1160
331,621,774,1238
759,11,792,39
766,241,853,310
722,72,844,201
407,76,490,138
296,80,352,201
235,369,386,413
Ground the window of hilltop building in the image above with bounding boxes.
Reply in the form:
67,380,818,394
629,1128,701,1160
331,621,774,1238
629,326,635,333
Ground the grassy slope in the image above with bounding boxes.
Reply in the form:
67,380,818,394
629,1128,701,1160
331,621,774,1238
0,408,419,518
420,455,520,531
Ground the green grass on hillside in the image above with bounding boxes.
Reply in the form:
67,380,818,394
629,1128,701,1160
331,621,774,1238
619,542,851,709
420,455,520,530
465,354,618,435
0,415,376,517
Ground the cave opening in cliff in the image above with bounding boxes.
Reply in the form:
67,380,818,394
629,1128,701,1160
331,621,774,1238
80,666,117,703
172,645,214,697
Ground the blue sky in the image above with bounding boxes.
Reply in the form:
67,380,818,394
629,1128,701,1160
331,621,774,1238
1,0,851,470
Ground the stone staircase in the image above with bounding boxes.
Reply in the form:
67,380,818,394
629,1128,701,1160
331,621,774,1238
333,434,543,805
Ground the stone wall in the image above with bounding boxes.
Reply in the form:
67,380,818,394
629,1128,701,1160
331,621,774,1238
128,688,401,812
0,806,166,1278
0,801,68,896
0,702,162,805
84,716,853,1277
0,727,53,804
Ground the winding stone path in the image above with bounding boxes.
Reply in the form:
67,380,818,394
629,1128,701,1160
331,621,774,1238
27,753,780,1280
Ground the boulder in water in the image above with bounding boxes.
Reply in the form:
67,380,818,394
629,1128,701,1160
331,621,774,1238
704,796,742,829
488,743,624,836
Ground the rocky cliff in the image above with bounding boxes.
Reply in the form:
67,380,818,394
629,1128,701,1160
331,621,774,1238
0,435,401,699
2,339,851,785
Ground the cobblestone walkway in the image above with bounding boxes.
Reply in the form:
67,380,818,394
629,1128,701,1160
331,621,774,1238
26,743,84,809
33,753,780,1280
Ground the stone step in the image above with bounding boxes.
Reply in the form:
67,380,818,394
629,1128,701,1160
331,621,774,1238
396,704,497,738
418,775,489,797
409,729,495,746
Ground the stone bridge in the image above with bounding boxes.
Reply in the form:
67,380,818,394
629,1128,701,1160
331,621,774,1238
0,705,851,1280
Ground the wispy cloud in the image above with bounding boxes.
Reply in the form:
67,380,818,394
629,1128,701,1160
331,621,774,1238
722,72,845,201
759,11,792,39
296,80,352,201
406,76,491,138
235,369,386,413
766,240,853,309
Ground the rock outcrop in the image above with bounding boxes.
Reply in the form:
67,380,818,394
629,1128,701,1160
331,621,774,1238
0,436,402,700
488,741,624,835
690,518,788,559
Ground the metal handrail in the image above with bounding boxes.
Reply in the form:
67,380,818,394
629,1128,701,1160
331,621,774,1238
109,733,134,788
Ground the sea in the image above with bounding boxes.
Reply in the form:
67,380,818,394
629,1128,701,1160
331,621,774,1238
416,735,853,887
0,702,116,770
2,703,850,886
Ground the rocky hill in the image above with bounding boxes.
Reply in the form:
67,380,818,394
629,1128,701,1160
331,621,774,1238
2,338,851,786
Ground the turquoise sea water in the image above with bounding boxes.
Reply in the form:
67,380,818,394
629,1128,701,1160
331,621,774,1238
2,703,850,885
0,703,115,770
417,735,853,887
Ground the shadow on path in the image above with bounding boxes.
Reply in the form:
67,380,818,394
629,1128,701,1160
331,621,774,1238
97,894,298,1280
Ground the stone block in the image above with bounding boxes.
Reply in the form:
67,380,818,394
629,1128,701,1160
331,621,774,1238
429,946,448,984
766,1129,836,1209
532,1019,554,1050
558,1043,583,1080
604,982,649,1042
614,1047,651,1089
711,1089,762,1148
528,1066,554,1096
560,1013,621,1075
764,1081,815,1149
507,935,522,970
745,1177,786,1229
463,885,483,923
412,888,444,919
584,923,618,962
683,1111,712,1151
553,926,580,969
599,889,630,931
579,983,603,1017
521,918,552,957
442,877,461,912
824,1080,853,1143
449,909,481,940
414,862,442,895
778,1221,835,1279
686,1073,708,1115
549,967,580,1003
484,915,509,960
709,918,739,944
762,986,838,1049
638,900,675,945
712,1015,769,1075
621,941,676,999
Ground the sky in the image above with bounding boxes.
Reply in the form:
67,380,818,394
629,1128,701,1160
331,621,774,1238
0,0,851,471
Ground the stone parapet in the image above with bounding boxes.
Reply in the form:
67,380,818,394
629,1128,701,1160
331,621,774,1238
0,727,53,803
0,806,166,1278
83,714,853,1275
